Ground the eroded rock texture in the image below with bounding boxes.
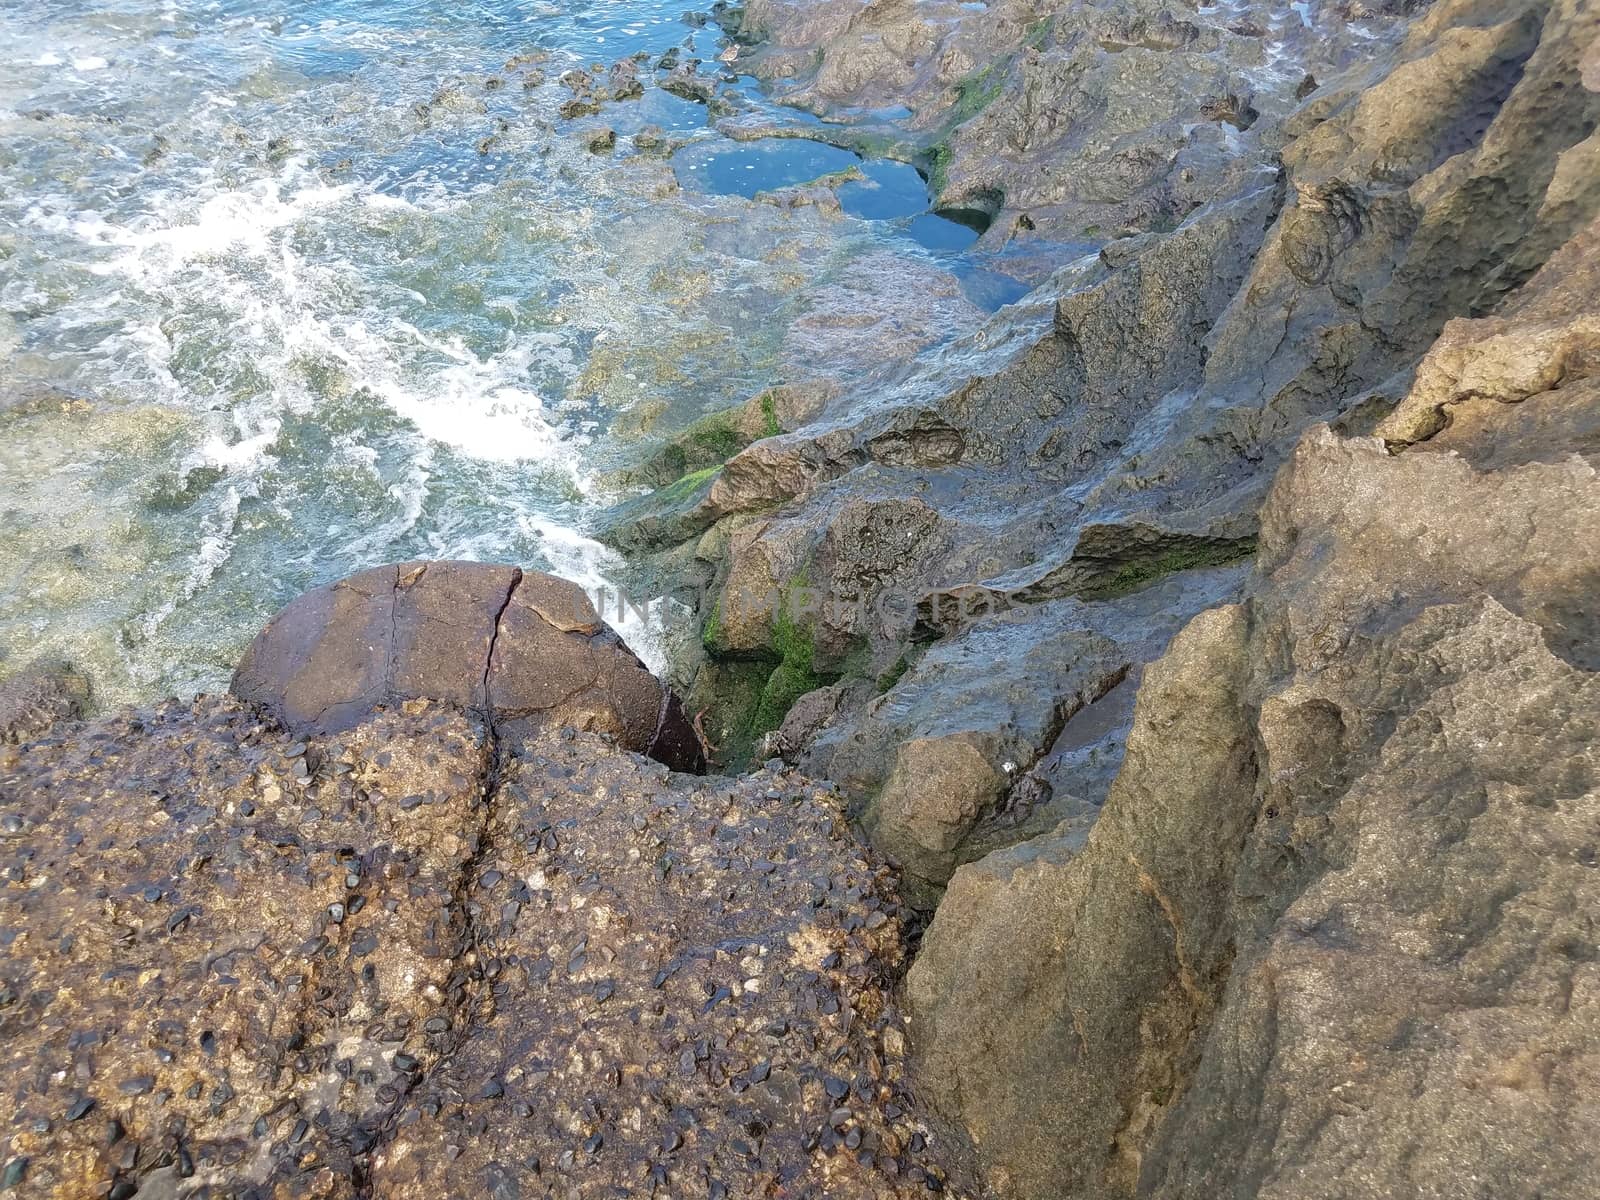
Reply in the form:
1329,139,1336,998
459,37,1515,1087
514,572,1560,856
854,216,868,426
620,0,1600,915
905,207,1600,1198
735,0,1419,241
0,702,973,1198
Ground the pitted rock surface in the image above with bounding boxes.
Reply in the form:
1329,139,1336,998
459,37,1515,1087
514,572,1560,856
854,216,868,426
0,701,973,1198
230,562,703,773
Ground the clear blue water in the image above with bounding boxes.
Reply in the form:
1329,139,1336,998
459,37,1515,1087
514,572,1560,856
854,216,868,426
674,136,987,252
0,0,1029,706
674,139,862,199
838,160,930,221
909,211,984,254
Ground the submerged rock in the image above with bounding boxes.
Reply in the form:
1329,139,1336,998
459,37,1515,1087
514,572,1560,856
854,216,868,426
0,660,90,745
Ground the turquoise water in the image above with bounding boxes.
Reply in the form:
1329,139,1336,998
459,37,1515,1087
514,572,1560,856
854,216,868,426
0,0,1026,706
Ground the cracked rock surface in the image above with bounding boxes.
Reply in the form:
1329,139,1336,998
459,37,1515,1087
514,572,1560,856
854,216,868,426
231,562,704,774
0,699,973,1197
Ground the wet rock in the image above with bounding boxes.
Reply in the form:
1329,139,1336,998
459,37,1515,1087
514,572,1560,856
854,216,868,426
809,567,1247,906
368,729,976,1198
586,126,617,153
758,179,845,215
0,700,490,1199
0,660,90,744
736,0,1422,241
779,253,986,386
230,562,703,772
660,64,716,104
0,700,975,1198
607,57,644,101
640,0,1600,876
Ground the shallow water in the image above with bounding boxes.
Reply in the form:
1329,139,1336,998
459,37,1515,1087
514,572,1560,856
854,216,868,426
0,0,1028,707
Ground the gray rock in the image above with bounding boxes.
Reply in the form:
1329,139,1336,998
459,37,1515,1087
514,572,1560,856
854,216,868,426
736,0,1420,242
634,0,1600,875
906,203,1600,1198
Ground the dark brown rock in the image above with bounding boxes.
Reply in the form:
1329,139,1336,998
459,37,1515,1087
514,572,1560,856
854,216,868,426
0,703,974,1199
230,562,704,772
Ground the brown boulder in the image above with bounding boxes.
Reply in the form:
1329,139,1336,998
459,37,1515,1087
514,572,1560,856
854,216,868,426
231,562,704,773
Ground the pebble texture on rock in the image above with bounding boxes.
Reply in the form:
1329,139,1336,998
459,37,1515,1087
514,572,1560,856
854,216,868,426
231,562,704,774
0,662,89,746
0,702,973,1198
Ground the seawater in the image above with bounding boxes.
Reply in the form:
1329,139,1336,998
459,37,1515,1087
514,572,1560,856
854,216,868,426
0,0,1021,706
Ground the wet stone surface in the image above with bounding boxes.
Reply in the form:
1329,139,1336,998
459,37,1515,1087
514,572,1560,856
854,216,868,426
230,563,704,774
0,696,972,1198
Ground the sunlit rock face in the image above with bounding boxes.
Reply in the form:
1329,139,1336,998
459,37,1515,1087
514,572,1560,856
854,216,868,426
907,207,1600,1200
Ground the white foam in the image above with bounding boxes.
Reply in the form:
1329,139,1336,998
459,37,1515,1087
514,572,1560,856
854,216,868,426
38,160,587,476
523,515,668,674
134,485,246,642
72,55,109,71
190,419,283,473
99,166,354,279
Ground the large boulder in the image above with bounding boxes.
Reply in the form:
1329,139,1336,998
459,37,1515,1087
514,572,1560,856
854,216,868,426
0,702,976,1198
231,561,704,773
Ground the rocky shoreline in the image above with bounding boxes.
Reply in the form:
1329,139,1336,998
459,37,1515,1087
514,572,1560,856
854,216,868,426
612,0,1600,886
0,572,978,1198
610,0,1600,1191
5,0,1600,1197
